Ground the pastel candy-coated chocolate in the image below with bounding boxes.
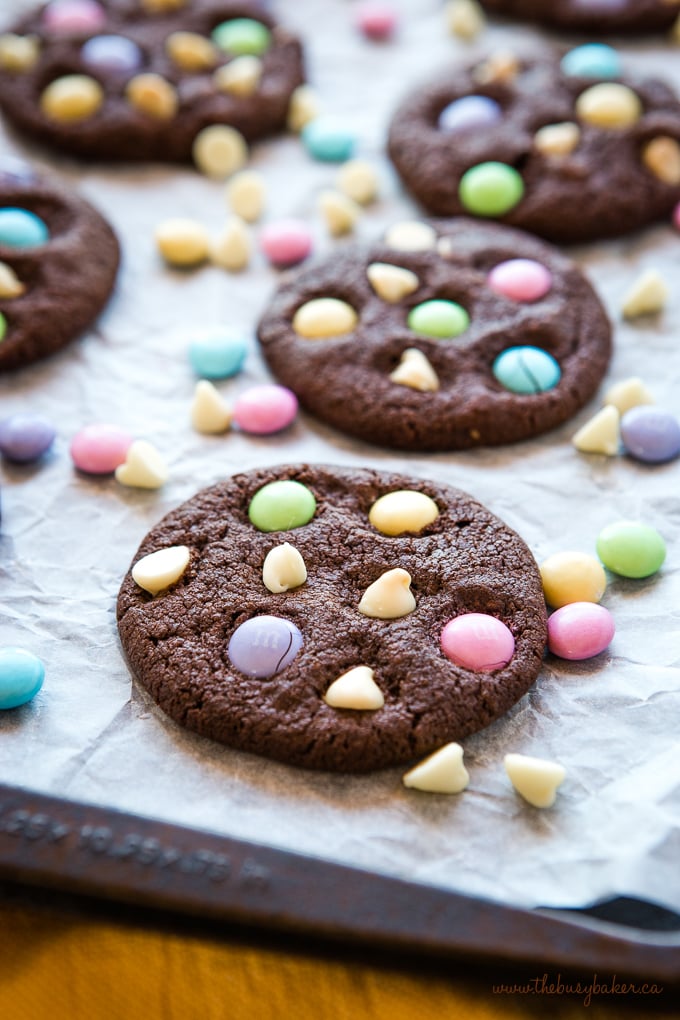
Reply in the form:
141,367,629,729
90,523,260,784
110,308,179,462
260,220,313,267
596,521,666,578
493,346,561,395
0,313,6,342
43,0,106,33
0,208,49,248
438,95,502,134
302,119,356,163
408,299,469,339
81,35,143,75
547,602,615,661
560,44,622,80
620,406,680,463
0,647,45,709
458,162,524,217
188,331,248,379
368,489,439,535
212,18,271,56
0,414,56,463
487,259,553,303
228,616,303,677
70,423,133,474
540,551,606,609
440,613,515,672
248,479,316,532
354,2,398,40
233,384,298,434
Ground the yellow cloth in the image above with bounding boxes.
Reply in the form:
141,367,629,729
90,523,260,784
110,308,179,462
0,904,667,1019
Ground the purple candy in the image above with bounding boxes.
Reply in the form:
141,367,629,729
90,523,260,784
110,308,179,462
0,414,56,463
81,34,143,75
438,95,502,134
621,406,680,464
228,616,303,678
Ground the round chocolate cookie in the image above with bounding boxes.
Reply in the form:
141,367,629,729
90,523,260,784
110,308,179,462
0,1,304,163
256,218,611,451
117,464,548,772
479,0,680,34
0,159,119,372
387,47,680,243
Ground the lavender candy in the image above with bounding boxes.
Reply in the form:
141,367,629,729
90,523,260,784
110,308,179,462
620,406,680,464
228,616,303,678
438,95,502,134
81,35,143,76
0,414,56,463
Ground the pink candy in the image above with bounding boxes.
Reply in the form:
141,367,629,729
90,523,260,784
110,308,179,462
233,385,298,435
43,0,106,33
441,613,515,672
70,423,133,474
354,2,398,40
260,220,313,268
487,259,553,303
547,602,615,661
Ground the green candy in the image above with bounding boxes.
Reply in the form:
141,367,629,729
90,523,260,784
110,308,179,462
459,162,524,217
596,521,666,579
249,480,316,533
0,313,6,343
212,18,271,56
407,300,469,339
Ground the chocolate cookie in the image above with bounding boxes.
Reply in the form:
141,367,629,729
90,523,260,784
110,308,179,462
0,1,304,163
387,47,680,243
0,159,119,372
117,464,548,772
256,218,611,451
479,0,680,34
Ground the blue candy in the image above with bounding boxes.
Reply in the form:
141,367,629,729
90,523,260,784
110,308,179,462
188,331,248,379
0,208,49,248
301,118,356,163
0,647,45,709
493,346,561,395
561,44,621,80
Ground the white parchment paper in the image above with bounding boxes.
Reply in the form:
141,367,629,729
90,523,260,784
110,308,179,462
1,0,679,914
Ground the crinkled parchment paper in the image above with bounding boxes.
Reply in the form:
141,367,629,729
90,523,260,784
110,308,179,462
1,0,679,914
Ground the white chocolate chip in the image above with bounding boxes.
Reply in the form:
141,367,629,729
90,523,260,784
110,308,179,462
384,220,437,252
214,55,263,97
0,33,40,72
533,122,581,158
209,216,251,271
445,0,486,40
292,298,358,339
336,159,379,205
191,380,232,434
226,171,265,222
115,440,168,489
318,189,361,237
287,85,321,133
621,269,669,318
193,124,248,180
576,83,642,130
358,568,416,619
642,136,680,185
504,753,566,809
41,75,104,122
366,262,419,303
369,490,439,536
324,666,384,710
603,377,654,415
262,543,307,594
132,545,191,596
403,743,470,794
472,51,520,85
165,31,217,71
0,262,25,299
389,348,439,392
155,218,210,267
126,73,178,120
572,405,620,456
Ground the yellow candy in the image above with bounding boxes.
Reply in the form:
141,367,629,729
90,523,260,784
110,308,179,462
292,298,358,339
192,124,248,180
126,73,178,120
0,33,40,72
540,551,607,609
642,136,680,185
576,83,642,130
369,490,439,536
165,31,217,71
41,75,104,122
155,218,210,267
